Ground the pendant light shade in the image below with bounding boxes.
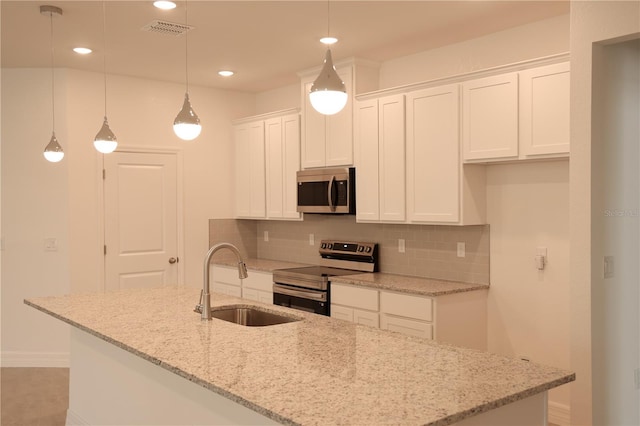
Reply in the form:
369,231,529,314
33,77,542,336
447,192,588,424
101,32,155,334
43,132,64,163
94,1,118,154
309,49,347,115
173,93,201,141
94,116,118,153
174,0,201,141
41,5,64,163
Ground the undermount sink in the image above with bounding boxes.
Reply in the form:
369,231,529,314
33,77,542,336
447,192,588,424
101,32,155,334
209,305,301,327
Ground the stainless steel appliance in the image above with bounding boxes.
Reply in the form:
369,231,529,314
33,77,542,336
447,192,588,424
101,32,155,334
272,240,377,316
296,167,355,214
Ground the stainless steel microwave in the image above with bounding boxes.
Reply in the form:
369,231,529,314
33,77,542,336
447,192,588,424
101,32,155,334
296,167,355,214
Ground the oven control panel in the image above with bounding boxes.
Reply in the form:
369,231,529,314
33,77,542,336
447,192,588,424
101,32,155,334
319,240,377,258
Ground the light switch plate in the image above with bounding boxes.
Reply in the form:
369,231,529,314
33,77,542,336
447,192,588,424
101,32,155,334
398,239,405,253
263,231,269,242
309,234,314,246
457,242,465,258
44,238,58,251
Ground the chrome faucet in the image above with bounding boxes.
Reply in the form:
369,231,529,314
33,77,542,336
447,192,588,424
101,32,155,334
195,243,248,320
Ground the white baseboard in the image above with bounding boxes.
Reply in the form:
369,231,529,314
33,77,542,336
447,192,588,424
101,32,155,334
548,401,571,426
65,409,89,426
1,351,69,367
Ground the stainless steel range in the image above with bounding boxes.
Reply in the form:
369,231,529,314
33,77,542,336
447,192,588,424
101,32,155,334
272,240,378,316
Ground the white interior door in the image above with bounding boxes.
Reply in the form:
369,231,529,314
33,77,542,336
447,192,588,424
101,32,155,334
104,151,179,290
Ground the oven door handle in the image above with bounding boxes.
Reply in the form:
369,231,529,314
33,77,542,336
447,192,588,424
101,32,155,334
327,175,336,211
273,284,327,302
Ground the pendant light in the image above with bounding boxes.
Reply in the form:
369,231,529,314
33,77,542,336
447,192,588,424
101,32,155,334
94,1,118,154
309,0,347,116
173,0,201,141
41,5,64,163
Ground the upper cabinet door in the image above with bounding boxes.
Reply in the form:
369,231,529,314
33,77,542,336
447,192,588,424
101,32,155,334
248,121,266,217
265,117,284,218
325,67,354,167
378,94,406,222
406,85,460,223
354,98,380,222
234,124,251,217
301,81,326,169
462,73,519,161
281,114,301,219
519,62,570,158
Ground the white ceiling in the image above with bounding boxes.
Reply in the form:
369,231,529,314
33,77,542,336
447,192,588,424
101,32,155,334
1,1,569,93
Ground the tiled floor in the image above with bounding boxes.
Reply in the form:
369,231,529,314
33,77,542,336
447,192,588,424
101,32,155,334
1,368,69,426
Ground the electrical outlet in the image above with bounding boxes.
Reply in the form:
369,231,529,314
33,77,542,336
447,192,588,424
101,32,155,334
398,239,405,253
457,242,465,258
604,256,615,279
635,368,640,390
263,231,269,242
309,233,315,246
44,238,58,251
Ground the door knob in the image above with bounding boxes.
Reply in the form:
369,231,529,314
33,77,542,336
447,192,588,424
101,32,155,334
169,257,178,264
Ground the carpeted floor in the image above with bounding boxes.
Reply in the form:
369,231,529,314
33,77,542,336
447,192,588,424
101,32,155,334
1,367,69,426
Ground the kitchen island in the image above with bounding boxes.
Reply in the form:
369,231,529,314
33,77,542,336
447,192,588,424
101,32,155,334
26,287,573,426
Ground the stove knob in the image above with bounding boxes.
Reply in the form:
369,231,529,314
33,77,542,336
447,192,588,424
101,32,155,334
358,246,364,252
365,246,372,253
321,243,326,249
327,243,333,250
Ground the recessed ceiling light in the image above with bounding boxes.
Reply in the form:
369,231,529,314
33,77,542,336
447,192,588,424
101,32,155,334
218,70,234,77
73,47,92,55
153,1,177,10
320,37,338,45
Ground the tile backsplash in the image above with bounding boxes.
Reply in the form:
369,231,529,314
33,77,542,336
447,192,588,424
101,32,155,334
210,216,489,284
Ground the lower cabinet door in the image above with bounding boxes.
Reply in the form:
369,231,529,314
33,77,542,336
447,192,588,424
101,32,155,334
380,314,433,339
353,309,379,328
331,305,354,322
243,288,273,305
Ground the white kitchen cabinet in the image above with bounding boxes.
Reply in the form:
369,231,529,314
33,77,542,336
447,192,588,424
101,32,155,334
462,61,570,163
211,265,242,298
235,121,266,218
354,94,406,222
211,265,274,304
241,269,274,304
519,62,570,158
406,84,486,225
462,72,519,161
330,283,379,327
234,109,301,220
331,281,487,350
299,61,379,169
265,113,301,220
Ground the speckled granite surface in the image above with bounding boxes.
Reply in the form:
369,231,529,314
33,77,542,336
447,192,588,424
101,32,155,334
331,273,490,297
215,258,488,297
26,287,573,426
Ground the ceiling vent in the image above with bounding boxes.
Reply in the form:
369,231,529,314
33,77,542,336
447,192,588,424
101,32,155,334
141,20,193,36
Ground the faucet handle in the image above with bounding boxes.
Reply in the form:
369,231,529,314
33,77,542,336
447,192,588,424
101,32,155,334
194,289,204,313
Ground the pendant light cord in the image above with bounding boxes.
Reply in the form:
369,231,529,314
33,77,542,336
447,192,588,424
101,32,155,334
185,0,189,94
327,0,330,38
102,1,107,117
50,11,55,133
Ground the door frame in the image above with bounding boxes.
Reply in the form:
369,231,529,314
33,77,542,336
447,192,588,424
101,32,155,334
97,146,185,292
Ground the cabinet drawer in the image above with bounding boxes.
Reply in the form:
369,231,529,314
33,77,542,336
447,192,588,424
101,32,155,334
380,291,432,321
211,265,242,286
332,284,379,311
243,271,273,292
380,314,433,339
212,282,242,298
243,288,273,304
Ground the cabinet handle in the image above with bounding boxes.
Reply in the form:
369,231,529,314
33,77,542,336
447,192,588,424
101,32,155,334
327,175,336,211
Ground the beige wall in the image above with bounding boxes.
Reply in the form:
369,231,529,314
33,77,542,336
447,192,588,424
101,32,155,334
1,68,254,365
570,2,640,424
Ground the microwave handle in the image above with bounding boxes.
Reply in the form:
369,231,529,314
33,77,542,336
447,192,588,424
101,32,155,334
327,175,336,211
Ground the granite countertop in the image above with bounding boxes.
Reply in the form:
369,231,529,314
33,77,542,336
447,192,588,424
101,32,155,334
214,258,489,297
26,287,573,426
331,273,489,297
